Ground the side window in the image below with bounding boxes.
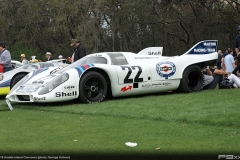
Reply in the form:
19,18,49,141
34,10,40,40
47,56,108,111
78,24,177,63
107,53,129,65
44,63,54,67
86,57,107,64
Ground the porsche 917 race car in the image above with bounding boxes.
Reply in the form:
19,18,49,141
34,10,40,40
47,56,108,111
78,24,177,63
0,61,68,95
6,40,218,105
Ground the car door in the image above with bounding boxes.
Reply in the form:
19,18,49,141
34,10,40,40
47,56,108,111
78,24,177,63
115,65,151,87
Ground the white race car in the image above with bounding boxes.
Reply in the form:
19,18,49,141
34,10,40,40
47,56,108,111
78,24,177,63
6,40,218,104
0,61,68,95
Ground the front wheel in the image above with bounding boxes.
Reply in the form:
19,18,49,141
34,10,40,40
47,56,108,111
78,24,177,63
78,71,107,103
176,65,203,93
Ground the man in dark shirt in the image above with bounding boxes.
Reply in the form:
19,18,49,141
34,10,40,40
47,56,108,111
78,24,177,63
235,26,240,56
70,39,86,63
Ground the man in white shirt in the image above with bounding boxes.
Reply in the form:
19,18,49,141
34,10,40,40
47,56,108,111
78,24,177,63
224,50,236,75
20,54,28,65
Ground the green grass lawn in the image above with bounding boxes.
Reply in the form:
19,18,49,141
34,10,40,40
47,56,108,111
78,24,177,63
0,89,240,159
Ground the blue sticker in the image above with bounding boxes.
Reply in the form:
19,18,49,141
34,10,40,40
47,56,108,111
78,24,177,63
0,80,11,87
187,40,218,54
75,64,94,77
156,62,176,79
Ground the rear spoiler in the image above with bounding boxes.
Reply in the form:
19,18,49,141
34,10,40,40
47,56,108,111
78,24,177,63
138,47,163,56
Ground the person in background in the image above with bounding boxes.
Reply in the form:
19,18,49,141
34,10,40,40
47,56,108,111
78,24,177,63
29,56,38,63
202,66,214,88
67,56,72,63
217,50,223,69
70,39,86,63
235,25,240,58
203,65,229,89
236,51,240,66
227,62,240,88
58,55,63,59
222,47,230,70
20,54,28,65
45,52,53,61
224,49,236,75
0,42,12,72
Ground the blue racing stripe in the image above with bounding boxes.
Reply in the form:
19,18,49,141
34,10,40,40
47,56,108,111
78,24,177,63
74,64,94,77
0,79,11,87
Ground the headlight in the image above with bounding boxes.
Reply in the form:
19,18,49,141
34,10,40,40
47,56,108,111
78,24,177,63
38,73,69,95
0,74,3,81
8,74,29,95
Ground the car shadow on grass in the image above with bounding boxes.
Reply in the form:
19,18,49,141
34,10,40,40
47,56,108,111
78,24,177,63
0,90,179,110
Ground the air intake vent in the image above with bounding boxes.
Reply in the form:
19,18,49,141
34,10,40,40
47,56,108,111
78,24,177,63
17,95,30,101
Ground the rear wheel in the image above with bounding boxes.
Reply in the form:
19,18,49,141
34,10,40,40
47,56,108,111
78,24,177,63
10,73,27,89
176,65,203,93
78,71,107,103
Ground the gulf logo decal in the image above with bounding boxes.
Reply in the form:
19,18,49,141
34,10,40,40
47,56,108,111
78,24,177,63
156,61,176,79
75,64,94,77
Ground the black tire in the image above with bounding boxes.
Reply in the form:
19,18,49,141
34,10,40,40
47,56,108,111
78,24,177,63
78,71,107,103
10,73,27,89
176,65,203,93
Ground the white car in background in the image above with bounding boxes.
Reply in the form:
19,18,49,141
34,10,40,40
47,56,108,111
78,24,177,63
0,61,68,95
11,60,23,69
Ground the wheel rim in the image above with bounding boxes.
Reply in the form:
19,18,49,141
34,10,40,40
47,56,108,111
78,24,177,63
187,71,201,90
83,76,104,100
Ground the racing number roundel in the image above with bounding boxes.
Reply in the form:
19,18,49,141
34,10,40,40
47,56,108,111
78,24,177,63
156,61,176,79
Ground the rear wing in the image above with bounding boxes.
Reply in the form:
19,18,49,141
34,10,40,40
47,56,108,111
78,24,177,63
137,40,217,56
138,47,163,56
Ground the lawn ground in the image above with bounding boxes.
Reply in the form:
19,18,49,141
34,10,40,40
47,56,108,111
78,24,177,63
0,89,239,159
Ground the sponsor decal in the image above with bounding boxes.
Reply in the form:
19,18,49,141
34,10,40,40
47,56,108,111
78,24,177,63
34,97,46,100
121,85,132,92
55,91,77,97
194,48,215,52
63,85,76,90
134,57,160,59
203,42,217,46
187,40,218,54
148,51,161,55
156,62,176,79
88,54,102,57
142,82,171,88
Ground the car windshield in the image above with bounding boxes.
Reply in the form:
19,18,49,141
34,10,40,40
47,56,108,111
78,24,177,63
38,62,55,68
56,56,107,74
21,63,40,70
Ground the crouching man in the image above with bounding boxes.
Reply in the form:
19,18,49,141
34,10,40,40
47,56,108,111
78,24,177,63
203,66,214,87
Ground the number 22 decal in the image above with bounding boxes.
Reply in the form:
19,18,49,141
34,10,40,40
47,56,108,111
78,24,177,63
121,66,143,83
